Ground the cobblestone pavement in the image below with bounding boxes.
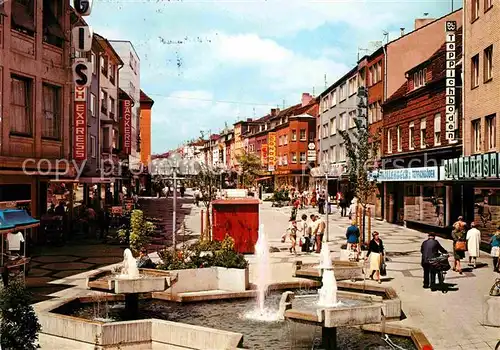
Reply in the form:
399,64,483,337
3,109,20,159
27,240,124,303
250,202,500,350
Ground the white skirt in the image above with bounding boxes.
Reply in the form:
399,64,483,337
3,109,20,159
369,252,381,271
491,246,500,257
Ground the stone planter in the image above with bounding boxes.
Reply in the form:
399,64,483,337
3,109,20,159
162,266,249,296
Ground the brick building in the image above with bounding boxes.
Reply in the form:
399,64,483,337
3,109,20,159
443,0,500,243
0,0,72,221
380,30,463,230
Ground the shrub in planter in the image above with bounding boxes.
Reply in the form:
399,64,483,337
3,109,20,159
0,279,41,350
118,210,155,255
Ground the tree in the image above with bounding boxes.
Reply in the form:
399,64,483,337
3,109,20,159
235,151,262,188
339,86,380,243
0,279,41,350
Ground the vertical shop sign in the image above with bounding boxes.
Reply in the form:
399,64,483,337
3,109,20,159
268,133,276,172
445,21,457,141
121,100,132,154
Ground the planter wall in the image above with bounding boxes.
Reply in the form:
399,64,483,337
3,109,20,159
164,267,249,295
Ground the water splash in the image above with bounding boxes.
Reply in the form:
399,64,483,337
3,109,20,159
317,243,341,307
115,248,140,279
244,224,280,322
255,224,270,313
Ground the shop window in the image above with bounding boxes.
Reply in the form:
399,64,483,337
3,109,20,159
472,119,482,153
487,114,496,150
387,129,392,153
471,54,479,88
409,122,415,150
420,118,427,148
330,117,336,135
434,113,441,146
300,152,306,163
43,0,64,48
10,75,32,136
300,129,306,141
397,126,402,151
471,0,479,21
404,184,445,227
484,45,493,82
42,83,61,140
11,0,35,36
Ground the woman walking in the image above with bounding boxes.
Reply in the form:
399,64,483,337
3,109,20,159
366,231,385,284
490,227,500,273
452,216,467,274
466,222,481,268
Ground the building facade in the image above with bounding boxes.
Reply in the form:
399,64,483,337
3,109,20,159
109,41,141,175
380,30,463,231
0,0,72,220
449,0,500,243
317,68,358,196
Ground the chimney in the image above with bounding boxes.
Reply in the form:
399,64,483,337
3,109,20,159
301,92,313,107
414,18,435,30
400,28,405,37
247,118,253,122
271,108,277,117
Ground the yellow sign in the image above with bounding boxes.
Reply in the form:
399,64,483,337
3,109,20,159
268,132,276,171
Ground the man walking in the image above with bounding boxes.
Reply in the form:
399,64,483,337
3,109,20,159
421,233,448,291
314,215,326,253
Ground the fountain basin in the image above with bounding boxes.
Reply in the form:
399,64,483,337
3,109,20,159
86,269,176,294
284,291,383,328
293,260,364,281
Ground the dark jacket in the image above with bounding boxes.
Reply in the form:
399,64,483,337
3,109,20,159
346,225,360,243
367,239,384,257
421,238,447,264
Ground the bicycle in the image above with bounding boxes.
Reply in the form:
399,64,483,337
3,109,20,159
428,253,450,294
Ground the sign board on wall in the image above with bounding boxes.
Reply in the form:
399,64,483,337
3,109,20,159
445,20,457,142
72,59,92,87
73,97,87,161
121,100,132,154
72,26,93,52
73,0,93,16
261,144,268,166
267,133,276,172
444,153,499,180
376,167,439,182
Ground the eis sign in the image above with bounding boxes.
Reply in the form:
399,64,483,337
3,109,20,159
121,100,132,154
445,21,457,142
72,0,93,161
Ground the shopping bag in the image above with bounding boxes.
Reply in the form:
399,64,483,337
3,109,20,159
380,257,387,276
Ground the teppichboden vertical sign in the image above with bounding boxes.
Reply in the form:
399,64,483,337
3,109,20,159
445,21,457,142
72,0,93,161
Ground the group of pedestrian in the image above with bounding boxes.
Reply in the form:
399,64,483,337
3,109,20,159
283,214,326,255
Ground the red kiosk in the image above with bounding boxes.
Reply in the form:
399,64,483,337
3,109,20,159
212,198,260,254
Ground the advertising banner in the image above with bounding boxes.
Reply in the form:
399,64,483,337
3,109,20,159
121,99,132,154
261,144,268,166
73,100,87,161
267,132,276,172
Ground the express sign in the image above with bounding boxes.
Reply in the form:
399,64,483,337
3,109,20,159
73,100,87,161
121,100,132,154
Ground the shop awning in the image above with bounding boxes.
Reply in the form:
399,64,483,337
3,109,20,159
255,176,272,181
0,209,40,233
